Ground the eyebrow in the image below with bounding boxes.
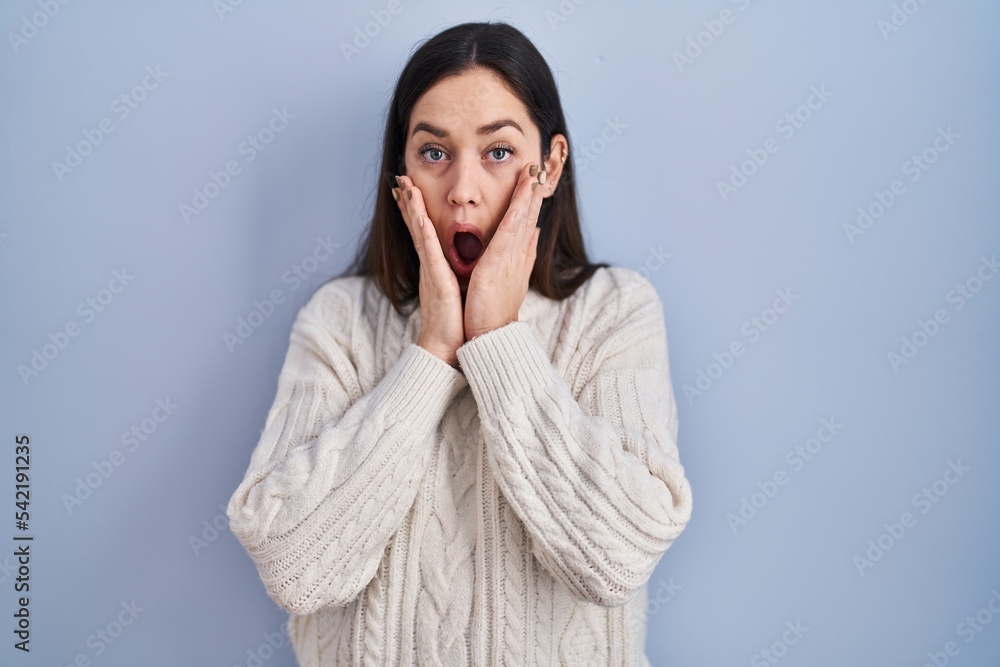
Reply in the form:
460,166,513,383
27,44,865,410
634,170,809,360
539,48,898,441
410,119,524,139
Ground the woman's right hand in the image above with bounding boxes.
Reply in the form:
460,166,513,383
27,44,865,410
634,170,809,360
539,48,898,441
393,175,466,369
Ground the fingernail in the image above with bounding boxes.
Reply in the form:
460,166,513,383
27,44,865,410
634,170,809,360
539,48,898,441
395,175,404,189
406,189,413,201
529,164,539,177
417,214,423,228
532,182,539,192
538,170,547,184
392,188,400,202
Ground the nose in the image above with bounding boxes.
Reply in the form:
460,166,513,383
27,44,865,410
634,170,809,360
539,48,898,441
447,154,482,207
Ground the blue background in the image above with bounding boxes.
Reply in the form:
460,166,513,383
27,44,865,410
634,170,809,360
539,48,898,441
2,1,998,665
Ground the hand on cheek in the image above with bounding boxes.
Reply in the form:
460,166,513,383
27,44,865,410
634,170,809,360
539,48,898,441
463,162,544,341
392,175,466,368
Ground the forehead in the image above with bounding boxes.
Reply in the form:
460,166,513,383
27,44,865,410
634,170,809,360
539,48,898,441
408,69,532,139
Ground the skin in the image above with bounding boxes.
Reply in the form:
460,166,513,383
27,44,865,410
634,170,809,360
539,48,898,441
391,68,569,369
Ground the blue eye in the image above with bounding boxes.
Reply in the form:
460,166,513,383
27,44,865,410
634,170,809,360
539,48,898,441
417,143,516,164
490,145,515,161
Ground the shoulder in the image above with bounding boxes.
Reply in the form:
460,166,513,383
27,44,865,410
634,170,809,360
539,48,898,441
552,266,672,388
586,265,660,298
562,266,668,356
576,266,664,325
293,275,373,342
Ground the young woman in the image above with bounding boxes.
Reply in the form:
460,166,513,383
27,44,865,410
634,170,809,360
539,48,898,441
227,21,692,667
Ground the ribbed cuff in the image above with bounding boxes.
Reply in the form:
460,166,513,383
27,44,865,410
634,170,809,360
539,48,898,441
456,321,558,417
375,342,468,430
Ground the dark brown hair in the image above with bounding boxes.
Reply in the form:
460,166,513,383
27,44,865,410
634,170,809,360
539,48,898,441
329,21,609,318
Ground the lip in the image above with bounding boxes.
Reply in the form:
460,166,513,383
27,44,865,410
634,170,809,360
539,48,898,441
447,221,486,280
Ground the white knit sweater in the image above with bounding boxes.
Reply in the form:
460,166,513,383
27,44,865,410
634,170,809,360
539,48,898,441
226,265,693,666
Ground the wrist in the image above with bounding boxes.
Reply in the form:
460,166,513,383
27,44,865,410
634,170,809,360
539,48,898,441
417,339,459,369
466,319,514,342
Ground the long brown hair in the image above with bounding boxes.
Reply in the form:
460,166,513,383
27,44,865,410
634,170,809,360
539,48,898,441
328,21,609,318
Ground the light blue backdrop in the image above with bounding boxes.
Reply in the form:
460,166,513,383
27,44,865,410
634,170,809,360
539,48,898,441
2,1,998,665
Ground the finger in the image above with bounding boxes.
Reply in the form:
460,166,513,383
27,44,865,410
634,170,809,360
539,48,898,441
399,176,435,256
398,176,453,280
526,166,546,230
520,163,546,242
396,175,430,255
392,185,427,269
498,164,536,245
527,226,540,268
392,187,413,237
398,175,428,236
392,178,417,238
484,165,537,272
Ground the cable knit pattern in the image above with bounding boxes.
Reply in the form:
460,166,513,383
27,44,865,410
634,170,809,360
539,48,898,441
416,431,475,666
500,499,526,667
361,552,387,667
227,266,693,666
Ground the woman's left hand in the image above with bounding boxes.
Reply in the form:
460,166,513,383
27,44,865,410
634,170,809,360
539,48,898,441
463,162,545,341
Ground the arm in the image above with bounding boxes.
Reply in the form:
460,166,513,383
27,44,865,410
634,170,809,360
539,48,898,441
226,281,467,615
455,271,692,608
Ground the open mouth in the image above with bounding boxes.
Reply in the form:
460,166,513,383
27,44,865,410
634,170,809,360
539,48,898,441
448,228,485,279
454,232,484,265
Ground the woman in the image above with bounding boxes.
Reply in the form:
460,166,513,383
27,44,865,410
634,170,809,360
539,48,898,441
227,21,693,667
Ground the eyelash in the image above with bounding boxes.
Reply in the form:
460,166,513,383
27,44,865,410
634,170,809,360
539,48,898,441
417,143,516,164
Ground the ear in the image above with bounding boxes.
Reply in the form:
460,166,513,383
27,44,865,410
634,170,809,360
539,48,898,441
540,133,569,198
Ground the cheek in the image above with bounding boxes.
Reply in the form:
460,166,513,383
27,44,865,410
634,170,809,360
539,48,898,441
489,182,518,224
418,190,442,225
408,177,444,224
404,152,429,183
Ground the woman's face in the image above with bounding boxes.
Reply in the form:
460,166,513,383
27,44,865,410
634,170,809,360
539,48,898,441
403,68,566,290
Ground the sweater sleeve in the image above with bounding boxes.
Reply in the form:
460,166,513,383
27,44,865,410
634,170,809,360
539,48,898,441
226,281,468,615
454,271,692,608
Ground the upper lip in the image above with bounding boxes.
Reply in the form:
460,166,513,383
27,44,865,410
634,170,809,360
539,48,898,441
447,221,487,251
